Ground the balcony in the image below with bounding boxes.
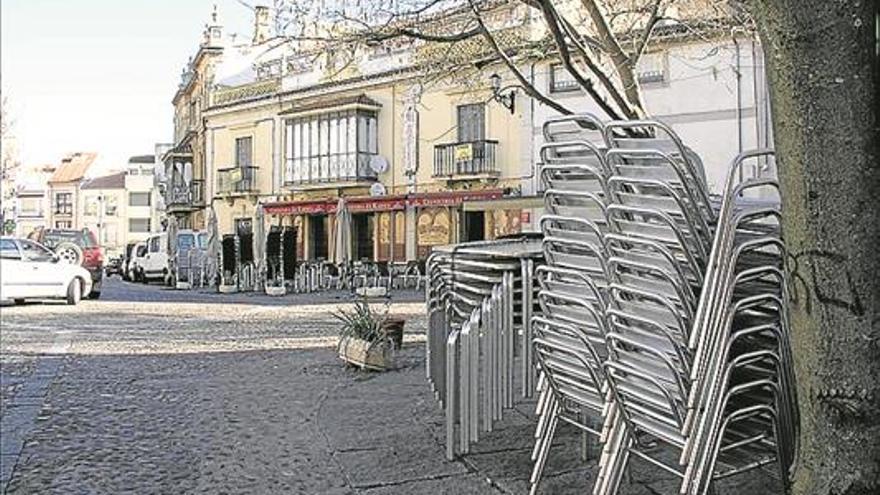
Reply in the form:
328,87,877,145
217,166,259,196
165,178,205,212
284,153,378,190
433,140,499,179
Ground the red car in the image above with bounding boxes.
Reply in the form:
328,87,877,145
28,228,103,299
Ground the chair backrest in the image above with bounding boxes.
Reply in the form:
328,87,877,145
542,113,607,147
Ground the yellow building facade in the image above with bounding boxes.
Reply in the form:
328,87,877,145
162,9,224,231
204,69,533,262
168,1,540,262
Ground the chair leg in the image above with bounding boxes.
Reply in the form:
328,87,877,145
529,401,560,495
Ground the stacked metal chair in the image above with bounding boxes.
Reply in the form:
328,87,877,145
590,121,796,494
425,115,798,494
425,238,542,459
529,114,614,494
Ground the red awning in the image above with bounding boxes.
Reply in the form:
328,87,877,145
408,189,503,207
262,189,504,215
263,195,407,215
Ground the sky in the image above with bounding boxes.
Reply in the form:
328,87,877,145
1,0,256,174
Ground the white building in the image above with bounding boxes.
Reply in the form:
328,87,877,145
526,35,771,197
152,143,172,233
79,155,160,257
13,164,55,237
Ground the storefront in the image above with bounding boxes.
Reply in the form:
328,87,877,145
262,189,518,262
263,195,406,262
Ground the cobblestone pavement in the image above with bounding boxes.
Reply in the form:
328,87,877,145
0,277,781,494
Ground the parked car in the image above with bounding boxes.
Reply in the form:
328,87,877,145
28,228,103,299
0,237,93,305
140,233,168,283
104,256,124,277
128,241,148,282
121,241,138,281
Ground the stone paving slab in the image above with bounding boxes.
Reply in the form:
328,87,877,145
361,473,497,494
0,279,783,494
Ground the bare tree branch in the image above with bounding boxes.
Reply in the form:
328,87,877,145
633,0,665,60
468,0,574,116
554,9,643,118
536,0,628,119
368,25,482,44
579,0,646,112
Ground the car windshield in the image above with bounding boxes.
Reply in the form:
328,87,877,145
136,245,147,256
41,229,96,249
197,233,207,249
177,233,195,251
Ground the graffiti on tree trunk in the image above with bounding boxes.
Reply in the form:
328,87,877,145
787,249,864,317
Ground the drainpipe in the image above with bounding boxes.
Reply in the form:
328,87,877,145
528,60,537,233
732,29,744,182
751,38,761,152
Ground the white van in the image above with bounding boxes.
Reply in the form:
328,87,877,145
141,233,169,283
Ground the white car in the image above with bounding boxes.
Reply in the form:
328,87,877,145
128,241,148,282
0,237,93,305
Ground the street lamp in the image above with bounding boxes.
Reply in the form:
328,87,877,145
489,73,516,114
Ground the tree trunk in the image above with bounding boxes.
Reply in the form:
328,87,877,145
747,1,880,494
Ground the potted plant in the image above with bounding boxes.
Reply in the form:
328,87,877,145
335,300,401,371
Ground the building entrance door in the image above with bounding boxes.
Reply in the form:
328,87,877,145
309,215,328,260
352,213,374,261
463,211,485,242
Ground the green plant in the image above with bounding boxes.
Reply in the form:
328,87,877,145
334,299,391,344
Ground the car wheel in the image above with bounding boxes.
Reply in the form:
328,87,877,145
14,298,25,305
55,242,84,265
87,291,101,300
66,279,82,305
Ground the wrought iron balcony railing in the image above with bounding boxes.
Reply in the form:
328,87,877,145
217,166,258,195
284,152,378,186
433,140,499,177
166,178,205,209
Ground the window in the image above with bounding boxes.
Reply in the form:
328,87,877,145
55,221,72,229
105,196,118,216
236,137,253,168
129,218,151,233
54,193,72,214
129,192,151,207
148,236,161,253
20,240,55,262
19,197,42,216
457,104,485,142
177,233,196,251
637,51,667,84
0,239,20,259
550,63,580,93
284,109,378,184
84,195,99,216
41,229,95,248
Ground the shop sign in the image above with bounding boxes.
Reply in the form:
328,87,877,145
453,143,473,162
408,189,502,208
348,197,406,212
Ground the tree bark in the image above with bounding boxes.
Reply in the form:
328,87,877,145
747,1,880,494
